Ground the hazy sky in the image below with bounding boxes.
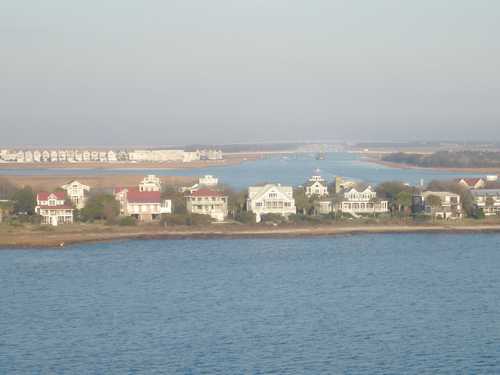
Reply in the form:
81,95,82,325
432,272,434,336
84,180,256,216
1,0,499,147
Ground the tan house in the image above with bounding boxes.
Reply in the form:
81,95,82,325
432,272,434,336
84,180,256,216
186,188,228,222
36,192,74,226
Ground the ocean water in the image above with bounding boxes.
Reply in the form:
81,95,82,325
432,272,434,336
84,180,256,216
2,233,500,374
0,153,480,190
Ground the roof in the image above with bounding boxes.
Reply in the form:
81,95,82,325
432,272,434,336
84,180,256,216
126,190,161,203
188,188,225,197
458,178,483,186
37,192,65,201
248,184,294,200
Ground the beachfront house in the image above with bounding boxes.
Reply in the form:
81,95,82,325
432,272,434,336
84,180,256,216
61,180,90,209
313,199,336,215
338,185,389,217
36,192,74,226
247,184,296,223
185,188,228,222
470,189,500,216
304,173,329,197
421,191,463,219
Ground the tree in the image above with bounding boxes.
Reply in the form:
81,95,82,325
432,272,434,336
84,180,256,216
161,187,187,214
0,177,16,200
11,186,36,215
425,194,442,209
293,188,314,215
80,193,119,222
395,191,413,214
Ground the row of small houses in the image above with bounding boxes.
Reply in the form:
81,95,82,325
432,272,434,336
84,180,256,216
0,149,223,164
26,172,500,226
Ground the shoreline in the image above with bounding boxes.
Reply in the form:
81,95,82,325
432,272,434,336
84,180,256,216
0,155,260,170
361,156,500,174
2,223,500,249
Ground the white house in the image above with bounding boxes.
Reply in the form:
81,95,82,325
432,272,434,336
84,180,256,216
41,150,50,162
83,151,91,162
36,192,74,226
61,180,90,209
24,150,33,163
247,184,296,223
304,173,329,197
339,186,389,217
139,175,162,192
33,150,41,162
186,188,228,222
16,151,25,163
107,150,117,162
50,150,58,162
422,191,463,219
470,189,500,216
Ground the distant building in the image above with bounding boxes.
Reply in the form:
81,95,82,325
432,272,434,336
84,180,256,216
36,192,74,226
247,184,296,223
313,199,336,215
61,180,90,209
24,150,33,163
50,150,58,162
186,188,228,221
304,173,329,197
83,151,91,162
470,189,500,216
16,151,25,163
107,150,117,162
41,150,50,162
33,150,41,162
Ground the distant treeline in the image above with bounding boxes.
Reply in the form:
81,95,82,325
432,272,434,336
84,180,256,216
382,150,500,168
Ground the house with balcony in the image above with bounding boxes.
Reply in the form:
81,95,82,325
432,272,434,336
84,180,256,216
61,180,90,209
304,173,329,197
420,191,463,219
185,188,228,222
470,189,500,216
338,185,389,217
36,192,74,226
247,184,296,223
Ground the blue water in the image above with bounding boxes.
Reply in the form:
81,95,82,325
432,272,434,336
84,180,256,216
2,234,500,373
0,153,480,189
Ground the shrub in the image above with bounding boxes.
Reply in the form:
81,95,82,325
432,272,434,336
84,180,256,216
160,213,213,226
118,216,137,226
235,211,256,224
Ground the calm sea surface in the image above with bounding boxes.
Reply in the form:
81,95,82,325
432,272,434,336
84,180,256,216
2,234,500,374
0,153,479,189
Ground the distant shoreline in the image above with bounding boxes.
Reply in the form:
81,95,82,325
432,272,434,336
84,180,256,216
2,223,500,249
361,156,500,174
0,154,261,170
